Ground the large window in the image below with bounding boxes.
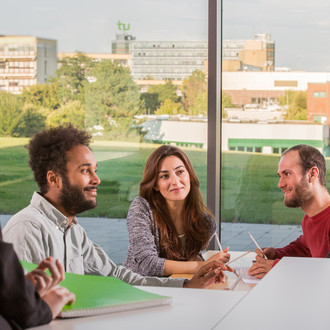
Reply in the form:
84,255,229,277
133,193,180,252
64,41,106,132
2,0,324,259
0,1,210,262
219,0,330,250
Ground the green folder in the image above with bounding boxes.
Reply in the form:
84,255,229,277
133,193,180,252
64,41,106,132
21,260,172,318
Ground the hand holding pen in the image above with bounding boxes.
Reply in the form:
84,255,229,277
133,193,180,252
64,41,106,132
210,233,230,263
248,232,269,260
255,247,276,260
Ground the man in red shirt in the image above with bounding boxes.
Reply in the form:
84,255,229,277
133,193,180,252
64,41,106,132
249,144,330,278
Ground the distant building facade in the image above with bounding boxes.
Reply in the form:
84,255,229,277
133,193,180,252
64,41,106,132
223,71,330,108
128,34,275,80
223,33,275,72
307,82,330,124
131,41,208,80
57,52,131,68
0,35,57,94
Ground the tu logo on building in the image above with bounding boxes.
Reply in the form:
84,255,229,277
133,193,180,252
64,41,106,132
117,21,130,31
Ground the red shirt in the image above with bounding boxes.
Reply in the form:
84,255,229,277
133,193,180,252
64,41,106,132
275,205,330,260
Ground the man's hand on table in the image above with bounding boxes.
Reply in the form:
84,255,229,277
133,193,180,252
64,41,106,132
248,248,276,279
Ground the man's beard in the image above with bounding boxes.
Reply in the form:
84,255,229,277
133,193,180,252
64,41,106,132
284,176,313,208
60,175,98,216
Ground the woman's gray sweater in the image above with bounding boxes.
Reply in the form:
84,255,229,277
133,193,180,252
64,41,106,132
123,196,216,276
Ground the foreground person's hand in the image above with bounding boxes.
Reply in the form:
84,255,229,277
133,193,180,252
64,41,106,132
42,285,75,319
26,257,65,297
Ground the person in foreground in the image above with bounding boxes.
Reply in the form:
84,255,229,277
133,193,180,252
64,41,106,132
3,124,232,289
123,145,230,277
0,228,75,329
249,144,330,279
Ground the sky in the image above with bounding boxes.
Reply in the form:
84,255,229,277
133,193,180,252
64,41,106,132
1,0,330,71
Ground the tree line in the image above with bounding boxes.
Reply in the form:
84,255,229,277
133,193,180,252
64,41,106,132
0,52,307,139
0,53,217,139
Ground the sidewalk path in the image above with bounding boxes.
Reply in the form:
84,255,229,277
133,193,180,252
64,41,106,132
0,215,302,265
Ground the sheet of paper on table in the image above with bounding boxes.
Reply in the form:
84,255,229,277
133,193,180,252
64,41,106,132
235,267,261,284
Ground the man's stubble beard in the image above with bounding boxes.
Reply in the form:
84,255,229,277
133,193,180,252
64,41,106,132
284,176,312,208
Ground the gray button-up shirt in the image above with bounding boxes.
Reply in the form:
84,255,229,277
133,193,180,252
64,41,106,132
3,192,185,287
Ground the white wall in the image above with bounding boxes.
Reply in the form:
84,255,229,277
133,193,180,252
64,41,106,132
223,71,330,91
142,118,328,151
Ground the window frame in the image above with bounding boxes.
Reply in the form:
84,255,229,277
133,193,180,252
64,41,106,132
207,0,222,244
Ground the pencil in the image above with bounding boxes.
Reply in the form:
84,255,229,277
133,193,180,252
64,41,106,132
225,250,251,265
214,233,223,252
230,273,241,290
248,232,268,260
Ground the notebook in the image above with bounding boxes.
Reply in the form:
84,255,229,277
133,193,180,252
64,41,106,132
21,260,172,318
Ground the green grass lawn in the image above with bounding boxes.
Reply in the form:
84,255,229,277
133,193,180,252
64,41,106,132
2,137,328,224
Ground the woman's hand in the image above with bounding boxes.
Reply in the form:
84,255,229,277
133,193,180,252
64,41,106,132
207,246,230,264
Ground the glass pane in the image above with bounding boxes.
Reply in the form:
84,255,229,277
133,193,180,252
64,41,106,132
0,1,208,264
220,1,329,252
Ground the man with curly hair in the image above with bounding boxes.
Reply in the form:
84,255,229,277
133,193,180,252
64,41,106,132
3,124,230,289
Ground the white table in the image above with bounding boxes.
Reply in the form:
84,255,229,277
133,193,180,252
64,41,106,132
29,286,247,330
29,257,330,330
214,257,330,330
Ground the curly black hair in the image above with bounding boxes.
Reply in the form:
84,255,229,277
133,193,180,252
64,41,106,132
27,124,92,194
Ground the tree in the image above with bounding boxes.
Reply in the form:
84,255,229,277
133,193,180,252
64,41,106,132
181,70,207,115
284,104,307,120
222,92,234,109
148,80,180,105
49,52,94,104
140,92,159,115
47,101,85,128
281,90,307,120
0,91,23,136
155,99,184,115
84,60,141,139
190,92,207,116
21,82,62,110
13,107,46,137
279,90,297,107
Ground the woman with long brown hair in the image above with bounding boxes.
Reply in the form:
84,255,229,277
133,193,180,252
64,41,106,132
123,145,229,276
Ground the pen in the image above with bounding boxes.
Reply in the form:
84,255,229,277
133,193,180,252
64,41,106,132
225,250,251,265
248,232,268,260
213,233,236,275
214,233,223,252
233,269,239,277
